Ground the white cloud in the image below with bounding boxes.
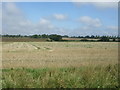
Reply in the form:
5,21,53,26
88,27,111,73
71,0,119,2
4,2,21,15
2,3,56,35
39,18,55,30
53,14,68,20
39,18,50,24
107,26,118,30
2,3,68,35
2,3,30,34
78,16,102,27
92,2,118,9
73,2,118,9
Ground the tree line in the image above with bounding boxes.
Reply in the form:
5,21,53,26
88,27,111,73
1,34,120,42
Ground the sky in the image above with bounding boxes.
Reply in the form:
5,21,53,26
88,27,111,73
2,2,118,36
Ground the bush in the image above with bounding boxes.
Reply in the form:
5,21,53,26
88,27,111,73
49,34,62,41
100,36,109,42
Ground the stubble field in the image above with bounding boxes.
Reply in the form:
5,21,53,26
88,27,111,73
1,42,119,88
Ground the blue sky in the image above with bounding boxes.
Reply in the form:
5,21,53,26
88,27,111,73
2,2,118,36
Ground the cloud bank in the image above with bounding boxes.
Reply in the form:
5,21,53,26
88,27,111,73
53,14,68,20
78,16,102,27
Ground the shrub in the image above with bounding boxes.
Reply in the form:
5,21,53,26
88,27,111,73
100,36,109,42
49,34,62,41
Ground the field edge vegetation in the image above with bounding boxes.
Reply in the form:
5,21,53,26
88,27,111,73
2,64,119,88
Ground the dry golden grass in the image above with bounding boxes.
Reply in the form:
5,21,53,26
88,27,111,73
2,42,118,69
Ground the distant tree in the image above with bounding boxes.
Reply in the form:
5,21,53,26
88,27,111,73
85,35,90,38
49,34,62,41
62,35,69,38
78,36,83,38
31,34,39,38
91,35,95,38
24,35,28,37
113,38,116,42
100,36,109,42
71,36,76,38
94,35,100,39
41,34,48,38
38,35,42,38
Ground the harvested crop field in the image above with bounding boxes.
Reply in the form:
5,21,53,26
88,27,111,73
2,42,118,68
1,42,119,88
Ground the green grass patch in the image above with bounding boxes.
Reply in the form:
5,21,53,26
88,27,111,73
2,64,119,88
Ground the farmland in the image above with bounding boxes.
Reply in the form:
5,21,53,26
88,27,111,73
2,37,48,42
1,42,119,88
